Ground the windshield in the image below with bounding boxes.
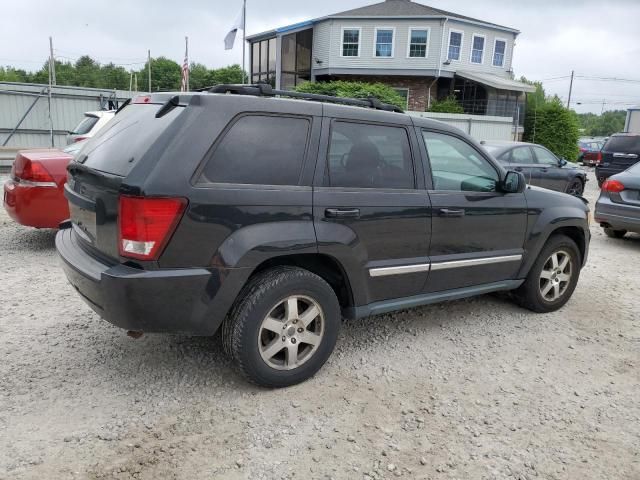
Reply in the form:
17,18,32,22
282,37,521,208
71,115,99,135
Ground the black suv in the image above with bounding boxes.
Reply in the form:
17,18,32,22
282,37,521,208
596,133,640,187
57,85,590,387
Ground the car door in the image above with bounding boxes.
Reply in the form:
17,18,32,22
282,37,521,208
531,146,568,191
505,146,541,186
420,129,527,292
313,115,431,306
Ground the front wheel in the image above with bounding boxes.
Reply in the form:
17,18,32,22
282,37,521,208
222,266,341,388
566,178,584,196
513,234,581,313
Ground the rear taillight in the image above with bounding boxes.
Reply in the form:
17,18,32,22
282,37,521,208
601,179,625,193
118,196,187,261
73,136,88,143
13,155,55,183
595,151,602,165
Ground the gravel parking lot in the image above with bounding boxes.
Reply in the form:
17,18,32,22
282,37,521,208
0,170,638,480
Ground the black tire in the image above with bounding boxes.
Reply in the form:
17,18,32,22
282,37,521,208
604,228,627,239
566,178,584,196
513,234,581,313
222,266,341,388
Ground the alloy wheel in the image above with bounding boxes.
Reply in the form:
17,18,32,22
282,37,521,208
539,250,573,302
258,295,325,370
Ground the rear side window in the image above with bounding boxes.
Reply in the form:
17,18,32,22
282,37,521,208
200,115,310,186
511,146,534,164
605,136,640,153
325,121,414,189
72,115,99,135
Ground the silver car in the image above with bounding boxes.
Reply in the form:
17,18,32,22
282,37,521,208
595,162,640,238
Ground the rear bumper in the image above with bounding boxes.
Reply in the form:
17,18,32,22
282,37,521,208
595,197,640,233
3,178,69,228
56,228,250,335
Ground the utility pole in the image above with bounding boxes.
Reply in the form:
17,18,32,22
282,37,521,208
147,49,152,93
242,0,247,83
49,36,56,85
129,71,133,97
566,70,574,109
47,37,55,147
601,99,606,115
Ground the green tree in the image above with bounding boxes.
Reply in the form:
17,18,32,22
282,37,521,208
577,110,626,136
211,64,245,84
295,80,406,110
188,62,212,90
427,95,464,114
524,98,580,160
136,56,181,92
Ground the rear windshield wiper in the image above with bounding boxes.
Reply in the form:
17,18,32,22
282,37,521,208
115,98,131,115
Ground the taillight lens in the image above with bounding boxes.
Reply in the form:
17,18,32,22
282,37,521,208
118,196,187,260
133,95,152,104
602,179,625,193
595,151,602,165
13,155,55,183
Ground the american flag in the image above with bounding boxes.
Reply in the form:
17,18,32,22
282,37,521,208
180,37,189,92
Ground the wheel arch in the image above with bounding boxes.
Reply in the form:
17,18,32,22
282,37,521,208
248,253,355,312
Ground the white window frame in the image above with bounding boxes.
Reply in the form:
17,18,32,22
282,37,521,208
406,27,430,59
492,37,508,68
340,27,362,58
373,27,395,58
393,87,409,109
469,34,486,64
447,29,464,62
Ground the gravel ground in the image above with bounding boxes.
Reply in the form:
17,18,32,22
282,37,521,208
0,171,638,480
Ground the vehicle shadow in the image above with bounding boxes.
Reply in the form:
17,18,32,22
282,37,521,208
6,227,57,252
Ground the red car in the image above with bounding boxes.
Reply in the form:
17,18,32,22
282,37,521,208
3,147,75,228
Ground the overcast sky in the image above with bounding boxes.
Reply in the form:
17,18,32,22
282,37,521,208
2,0,639,114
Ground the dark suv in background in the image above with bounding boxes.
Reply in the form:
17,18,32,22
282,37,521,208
57,85,590,387
596,133,640,187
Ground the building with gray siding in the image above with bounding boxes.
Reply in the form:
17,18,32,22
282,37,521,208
247,0,534,120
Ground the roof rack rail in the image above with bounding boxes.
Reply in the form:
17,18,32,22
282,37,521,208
205,83,404,113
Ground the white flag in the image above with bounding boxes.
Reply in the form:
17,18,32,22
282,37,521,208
224,6,245,50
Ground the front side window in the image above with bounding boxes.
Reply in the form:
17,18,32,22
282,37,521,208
448,31,462,61
200,115,310,186
375,28,394,57
533,147,559,166
408,29,428,58
423,131,499,192
471,35,485,64
493,40,506,67
342,29,360,57
326,122,414,189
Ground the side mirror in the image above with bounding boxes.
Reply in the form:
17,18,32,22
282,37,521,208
501,170,526,193
559,158,568,167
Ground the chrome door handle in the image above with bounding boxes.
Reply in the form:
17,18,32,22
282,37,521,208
439,208,465,217
325,208,360,219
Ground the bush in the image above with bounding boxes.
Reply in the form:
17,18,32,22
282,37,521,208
524,98,580,161
427,95,464,114
295,80,406,110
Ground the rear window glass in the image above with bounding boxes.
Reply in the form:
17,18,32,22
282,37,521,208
199,115,310,186
605,136,640,153
72,115,99,135
79,104,183,176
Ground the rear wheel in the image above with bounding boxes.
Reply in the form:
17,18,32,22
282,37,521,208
222,267,340,388
513,234,581,313
604,228,627,239
566,178,584,196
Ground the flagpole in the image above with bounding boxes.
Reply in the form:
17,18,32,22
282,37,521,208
242,0,246,83
185,36,189,91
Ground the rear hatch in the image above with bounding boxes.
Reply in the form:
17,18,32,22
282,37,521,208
601,134,640,171
65,95,188,262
